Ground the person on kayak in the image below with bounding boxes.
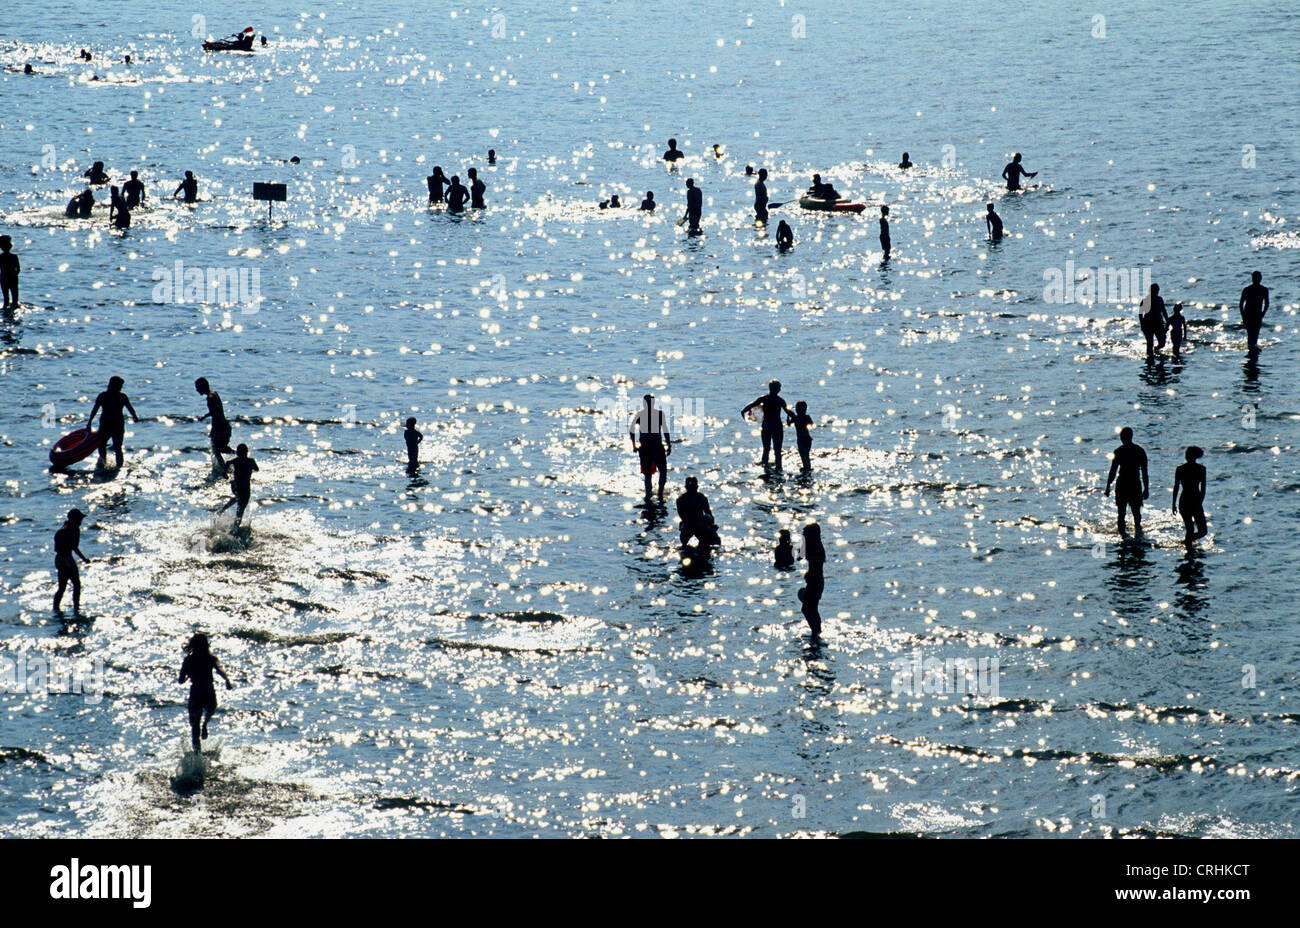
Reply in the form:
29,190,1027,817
426,166,448,205
468,167,486,208
87,376,140,468
683,178,702,234
985,203,1003,241
0,235,19,312
83,161,109,185
219,444,259,526
53,508,90,614
808,173,840,201
1001,152,1037,191
446,175,469,212
754,168,769,223
122,170,146,209
108,185,131,229
639,191,656,211
1104,426,1149,537
741,379,796,469
1238,270,1269,353
663,138,685,164
630,394,672,502
195,378,234,473
178,632,234,754
776,220,793,251
173,171,198,203
879,205,891,256
898,152,913,170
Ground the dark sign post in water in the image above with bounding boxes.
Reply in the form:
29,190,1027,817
252,182,287,222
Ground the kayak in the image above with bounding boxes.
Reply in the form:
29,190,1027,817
204,28,255,52
799,196,866,213
49,427,102,470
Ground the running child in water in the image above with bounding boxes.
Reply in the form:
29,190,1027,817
178,633,233,754
219,444,259,526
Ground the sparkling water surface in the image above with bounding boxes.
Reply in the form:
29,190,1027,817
2,1,1299,837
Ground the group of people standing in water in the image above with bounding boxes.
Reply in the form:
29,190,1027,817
62,161,200,228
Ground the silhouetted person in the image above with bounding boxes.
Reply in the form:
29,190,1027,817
468,167,486,208
639,191,656,211
1002,152,1036,191
712,144,724,159
1239,270,1269,352
87,375,139,468
173,170,198,202
83,161,109,185
122,170,146,209
808,172,839,200
879,204,891,256
676,476,719,547
487,148,496,165
219,444,259,526
776,220,793,251
754,168,769,223
66,188,94,218
630,394,672,501
78,49,92,61
108,185,130,229
124,54,131,65
774,529,796,570
1139,283,1168,360
1104,426,1149,537
1169,302,1186,361
178,633,232,754
600,194,621,209
1171,446,1207,543
0,235,19,311
898,152,913,170
446,174,468,212
427,166,448,205
404,416,422,470
53,508,90,613
663,138,685,163
24,63,34,74
798,522,825,638
742,379,795,468
195,378,233,472
683,178,703,233
985,203,1003,240
792,400,814,470
745,165,755,176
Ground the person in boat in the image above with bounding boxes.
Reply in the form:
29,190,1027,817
446,174,469,212
808,173,839,201
468,167,486,208
639,191,656,211
798,522,825,638
83,161,109,185
219,444,259,526
1105,426,1149,537
683,178,702,233
427,166,448,205
1239,270,1269,353
196,378,234,473
53,508,90,613
754,167,769,223
663,138,685,163
178,633,233,754
0,235,19,311
776,220,793,251
1001,152,1037,191
65,188,95,218
879,204,891,256
985,203,1003,241
88,376,139,468
122,170,146,209
898,152,913,170
741,379,795,469
173,170,198,202
108,185,130,229
774,529,796,570
676,476,720,547
1138,283,1169,360
630,393,672,502
1171,446,1208,543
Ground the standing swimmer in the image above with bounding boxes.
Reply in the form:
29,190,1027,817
774,529,796,570
108,186,131,229
427,166,448,205
468,167,486,208
172,171,198,203
741,380,795,469
663,138,685,164
219,444,259,526
1001,152,1037,191
195,378,233,472
404,417,423,470
1139,283,1169,360
898,152,913,170
83,161,109,185
87,376,140,468
1104,426,1149,537
630,394,672,502
1171,446,1208,543
797,522,825,638
178,633,233,754
53,509,90,613
792,400,814,471
0,235,19,311
446,175,469,212
122,170,146,209
754,168,769,223
775,220,794,251
683,178,703,234
675,476,720,547
639,191,656,212
879,205,891,256
986,203,1003,241
1168,303,1186,361
1238,271,1269,352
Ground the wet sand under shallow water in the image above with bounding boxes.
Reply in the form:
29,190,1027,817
2,1,1300,837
